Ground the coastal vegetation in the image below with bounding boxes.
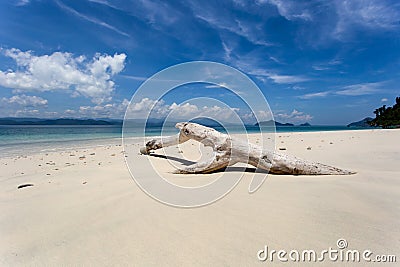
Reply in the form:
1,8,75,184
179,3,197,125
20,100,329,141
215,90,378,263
369,97,400,128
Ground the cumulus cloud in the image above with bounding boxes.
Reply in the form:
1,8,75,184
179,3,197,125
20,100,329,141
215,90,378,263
0,48,127,104
15,109,40,116
240,108,310,124
70,97,241,121
1,94,48,107
124,97,241,122
0,94,52,117
77,99,130,118
274,109,313,123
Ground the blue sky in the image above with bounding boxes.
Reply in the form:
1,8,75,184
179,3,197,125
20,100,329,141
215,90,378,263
0,0,399,124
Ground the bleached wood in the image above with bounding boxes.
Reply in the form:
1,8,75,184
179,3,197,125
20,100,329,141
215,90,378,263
140,122,356,175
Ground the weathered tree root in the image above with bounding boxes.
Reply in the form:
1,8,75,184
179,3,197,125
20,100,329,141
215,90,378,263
140,122,356,175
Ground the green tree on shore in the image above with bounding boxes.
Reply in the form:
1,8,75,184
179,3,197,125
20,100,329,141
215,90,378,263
369,97,400,128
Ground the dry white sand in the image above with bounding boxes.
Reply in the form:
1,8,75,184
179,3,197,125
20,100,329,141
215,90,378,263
1,129,399,266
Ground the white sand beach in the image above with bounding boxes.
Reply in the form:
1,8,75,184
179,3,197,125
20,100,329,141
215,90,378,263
1,129,399,266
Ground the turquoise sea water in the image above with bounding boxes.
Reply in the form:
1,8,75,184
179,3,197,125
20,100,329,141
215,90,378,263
0,125,370,157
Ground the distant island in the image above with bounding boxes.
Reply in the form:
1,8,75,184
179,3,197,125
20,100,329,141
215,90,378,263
347,117,374,128
0,117,232,127
2,117,314,127
255,120,293,126
255,120,311,127
0,118,122,126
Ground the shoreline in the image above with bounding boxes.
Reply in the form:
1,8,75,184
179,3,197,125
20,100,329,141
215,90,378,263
0,128,384,158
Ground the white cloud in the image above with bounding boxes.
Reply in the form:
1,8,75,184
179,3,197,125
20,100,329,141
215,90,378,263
299,81,386,99
198,105,241,121
197,14,272,47
139,0,181,26
119,75,148,81
64,109,77,115
227,58,310,84
274,109,313,123
222,42,233,62
269,56,283,64
312,58,343,71
336,82,382,96
381,98,388,102
88,0,113,6
16,0,30,6
130,97,157,112
0,94,51,118
263,0,313,21
312,65,330,71
77,99,129,118
124,98,242,122
204,82,229,89
127,98,187,119
256,110,274,121
15,109,40,116
0,48,127,104
2,108,60,118
334,0,400,39
55,0,130,37
169,102,199,117
266,73,309,84
299,91,331,99
189,1,273,47
256,0,399,44
1,94,48,107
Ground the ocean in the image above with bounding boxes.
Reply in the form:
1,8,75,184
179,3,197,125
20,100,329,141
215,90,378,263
0,125,370,157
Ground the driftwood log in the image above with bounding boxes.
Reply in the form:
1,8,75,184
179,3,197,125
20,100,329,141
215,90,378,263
140,122,355,175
